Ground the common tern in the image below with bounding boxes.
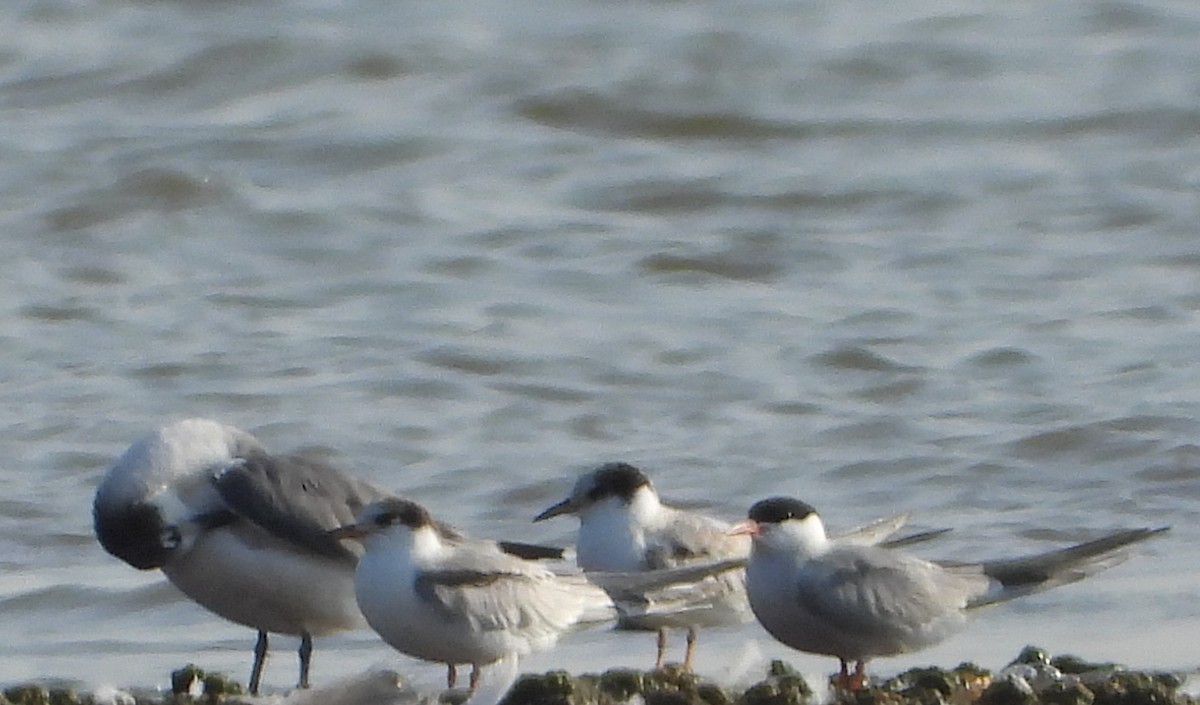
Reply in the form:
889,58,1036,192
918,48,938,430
534,463,943,671
731,496,1168,689
93,419,561,694
333,497,613,693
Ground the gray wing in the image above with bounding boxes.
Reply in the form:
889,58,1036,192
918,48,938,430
644,507,744,569
588,557,747,594
798,547,985,640
212,451,393,563
830,513,912,546
416,546,580,637
831,513,952,550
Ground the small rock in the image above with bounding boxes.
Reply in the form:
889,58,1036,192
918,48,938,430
696,683,732,705
499,670,574,705
1012,648,1053,668
1052,657,1122,677
200,672,243,699
980,675,1037,705
170,665,206,697
4,686,50,705
1041,681,1095,705
599,669,644,701
1089,672,1182,705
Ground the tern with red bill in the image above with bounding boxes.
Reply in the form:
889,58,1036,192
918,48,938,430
730,496,1168,690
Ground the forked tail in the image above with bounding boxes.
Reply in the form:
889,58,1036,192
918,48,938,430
964,526,1168,608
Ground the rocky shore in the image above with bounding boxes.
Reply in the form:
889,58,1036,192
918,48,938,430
2,647,1193,705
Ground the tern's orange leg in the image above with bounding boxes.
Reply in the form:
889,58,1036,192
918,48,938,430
682,626,698,672
832,658,850,690
848,660,868,691
655,627,668,670
447,664,457,689
469,664,481,692
832,658,868,691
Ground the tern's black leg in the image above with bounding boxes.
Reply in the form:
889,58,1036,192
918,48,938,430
298,633,313,689
249,631,269,695
447,664,458,689
832,658,850,691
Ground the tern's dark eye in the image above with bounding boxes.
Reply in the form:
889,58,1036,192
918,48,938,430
161,525,182,550
374,511,401,527
748,497,817,524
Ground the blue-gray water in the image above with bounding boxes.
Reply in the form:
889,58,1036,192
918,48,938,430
2,0,1198,694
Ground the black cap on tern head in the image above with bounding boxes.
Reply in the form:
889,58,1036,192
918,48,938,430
363,497,435,531
534,461,654,522
585,462,652,502
747,497,818,525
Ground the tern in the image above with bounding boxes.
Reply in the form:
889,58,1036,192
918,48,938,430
93,419,560,694
731,496,1168,690
533,463,943,671
332,497,614,693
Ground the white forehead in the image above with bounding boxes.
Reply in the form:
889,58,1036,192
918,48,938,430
571,469,602,498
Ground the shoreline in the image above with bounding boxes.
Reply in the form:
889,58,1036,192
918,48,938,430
3,647,1196,705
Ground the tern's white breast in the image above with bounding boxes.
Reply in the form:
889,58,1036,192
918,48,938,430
575,500,645,572
354,539,547,667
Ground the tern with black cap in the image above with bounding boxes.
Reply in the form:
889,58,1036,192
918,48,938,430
731,496,1168,690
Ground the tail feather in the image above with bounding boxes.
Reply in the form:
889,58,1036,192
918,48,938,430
880,527,953,549
963,526,1168,608
552,571,619,625
586,557,747,596
834,512,952,550
833,513,912,546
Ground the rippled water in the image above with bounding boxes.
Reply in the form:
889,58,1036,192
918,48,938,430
2,0,1199,694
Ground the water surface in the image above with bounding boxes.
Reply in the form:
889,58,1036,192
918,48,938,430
1,0,1198,694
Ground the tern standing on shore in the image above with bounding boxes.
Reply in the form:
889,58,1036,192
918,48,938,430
731,496,1168,689
333,497,613,694
535,463,930,671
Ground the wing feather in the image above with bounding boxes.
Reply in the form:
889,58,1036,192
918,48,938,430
644,508,744,569
416,556,580,642
212,452,390,562
797,547,983,645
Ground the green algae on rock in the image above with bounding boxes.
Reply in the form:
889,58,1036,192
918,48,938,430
500,670,577,705
2,685,84,705
495,648,1192,705
168,665,247,705
0,648,1193,705
500,664,739,705
738,660,812,705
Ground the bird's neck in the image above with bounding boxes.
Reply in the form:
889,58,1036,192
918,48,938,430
626,486,664,525
790,516,831,556
370,526,444,568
